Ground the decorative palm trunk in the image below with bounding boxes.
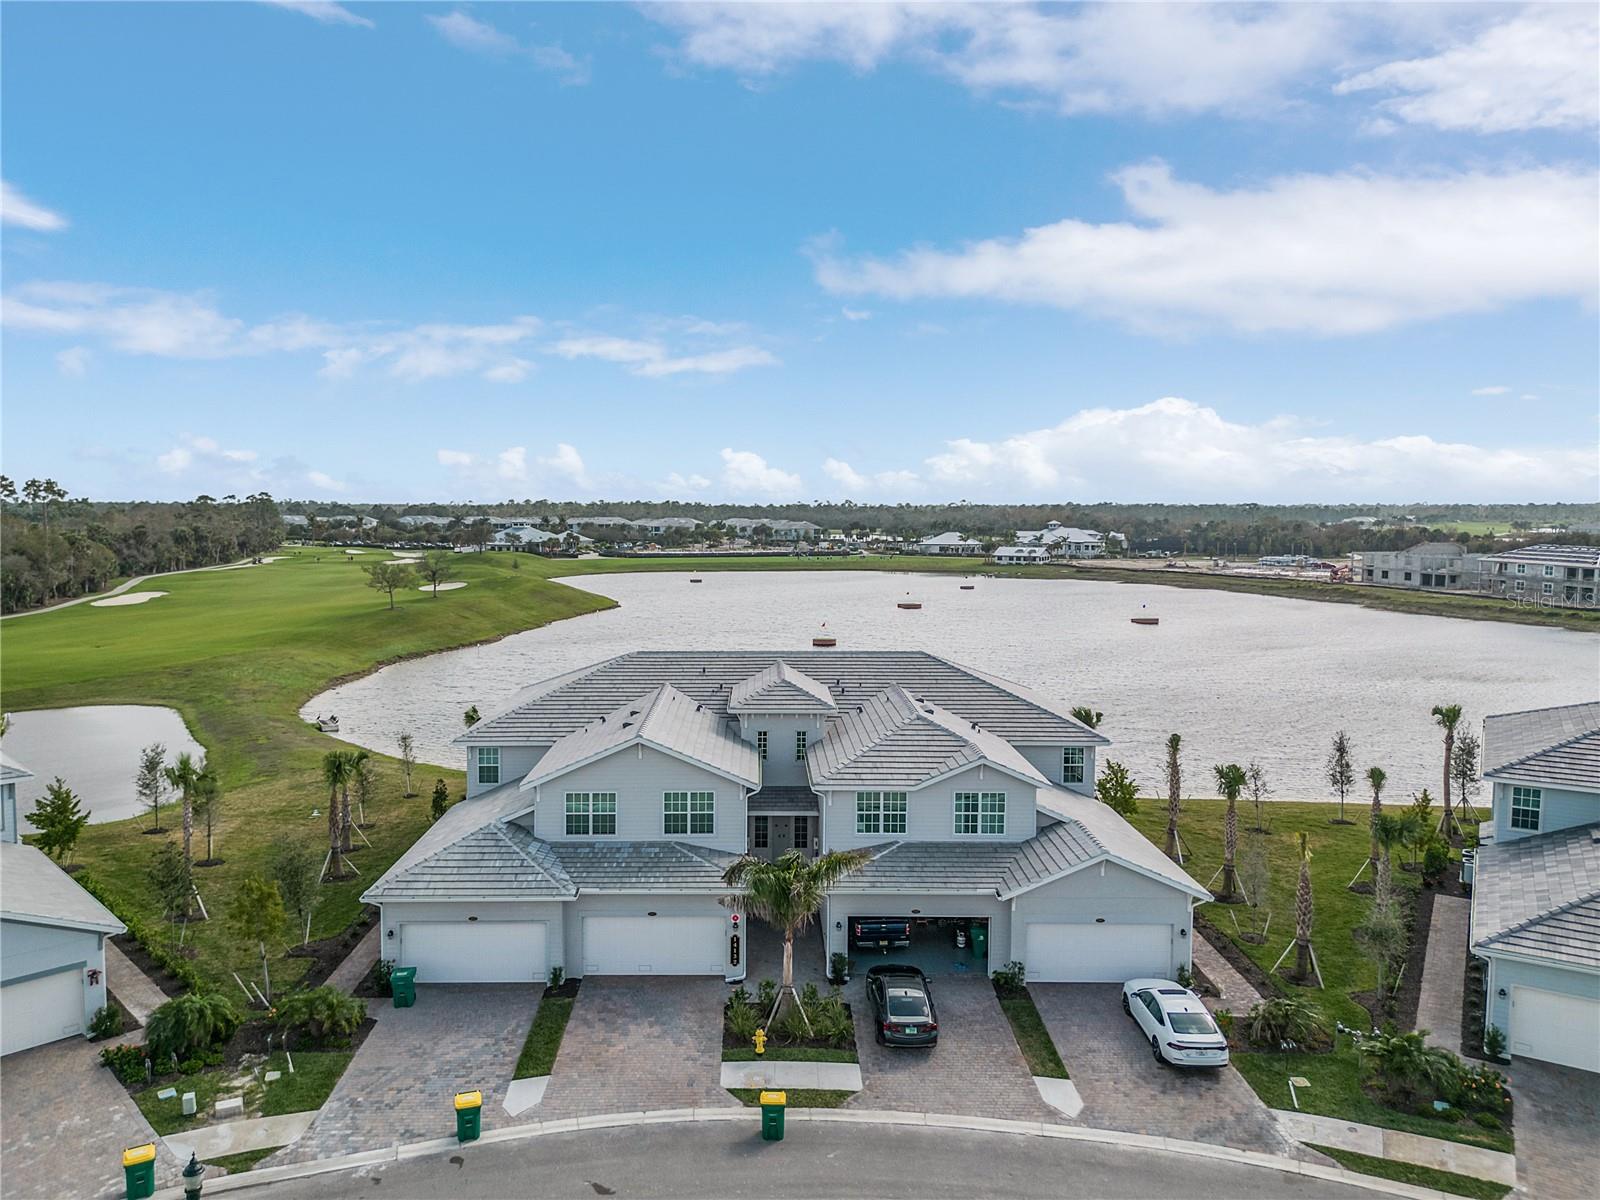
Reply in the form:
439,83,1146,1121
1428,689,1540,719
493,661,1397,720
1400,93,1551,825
327,783,342,874
1369,791,1383,870
182,792,194,867
340,783,353,853
1440,729,1456,841
1221,798,1239,899
1294,840,1314,980
1375,851,1392,907
1163,736,1182,862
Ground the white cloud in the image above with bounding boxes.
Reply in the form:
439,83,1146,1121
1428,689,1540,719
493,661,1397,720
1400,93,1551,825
306,470,349,493
1,180,68,231
821,457,920,496
1336,6,1599,133
553,335,661,366
840,307,872,321
264,2,373,29
436,449,474,468
437,443,591,490
815,161,1599,336
538,442,590,488
157,433,260,476
55,346,91,376
554,333,778,377
637,346,778,377
1471,385,1511,396
661,471,712,494
720,448,803,499
428,10,590,84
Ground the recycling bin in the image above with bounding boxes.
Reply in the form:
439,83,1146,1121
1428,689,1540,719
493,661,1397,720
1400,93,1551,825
455,1090,482,1142
122,1143,157,1200
971,923,988,962
759,1090,786,1142
391,966,417,1008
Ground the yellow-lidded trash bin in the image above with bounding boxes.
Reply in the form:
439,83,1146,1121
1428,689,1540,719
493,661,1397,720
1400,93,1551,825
759,1089,786,1142
455,1090,483,1143
122,1143,157,1200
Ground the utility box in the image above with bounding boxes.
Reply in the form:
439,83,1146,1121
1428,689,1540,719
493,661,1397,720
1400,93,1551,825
759,1090,786,1142
455,1090,482,1143
391,966,417,1008
122,1143,157,1200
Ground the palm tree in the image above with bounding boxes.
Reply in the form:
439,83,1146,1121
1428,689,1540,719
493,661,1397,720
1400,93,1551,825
1070,706,1103,730
1163,733,1183,863
340,750,367,853
1355,766,1388,886
722,848,871,1030
1293,831,1316,983
162,752,203,872
1372,813,1407,904
1431,704,1463,841
1213,763,1247,901
320,751,353,879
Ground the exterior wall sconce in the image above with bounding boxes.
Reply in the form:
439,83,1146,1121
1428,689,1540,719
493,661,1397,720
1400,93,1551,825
386,929,395,939
1179,928,1188,937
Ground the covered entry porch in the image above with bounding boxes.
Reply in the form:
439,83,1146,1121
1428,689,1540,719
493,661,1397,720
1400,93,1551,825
747,787,818,861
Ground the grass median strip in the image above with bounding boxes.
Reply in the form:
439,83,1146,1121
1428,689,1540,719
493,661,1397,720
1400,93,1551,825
207,1148,280,1175
997,989,1069,1079
722,1046,858,1063
515,996,574,1079
728,1088,854,1109
1307,1144,1511,1200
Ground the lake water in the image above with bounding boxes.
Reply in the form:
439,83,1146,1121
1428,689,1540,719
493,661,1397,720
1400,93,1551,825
304,572,1598,802
3,705,205,828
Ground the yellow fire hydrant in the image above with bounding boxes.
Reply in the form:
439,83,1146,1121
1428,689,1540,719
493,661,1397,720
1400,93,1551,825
753,1028,768,1056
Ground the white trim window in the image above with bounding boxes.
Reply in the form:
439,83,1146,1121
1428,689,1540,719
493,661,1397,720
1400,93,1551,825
756,730,769,760
1516,563,1526,575
855,791,907,835
795,730,808,761
751,815,769,849
664,791,715,836
1543,565,1555,576
565,792,617,836
1061,747,1086,785
954,792,1006,836
1509,786,1541,831
475,747,501,786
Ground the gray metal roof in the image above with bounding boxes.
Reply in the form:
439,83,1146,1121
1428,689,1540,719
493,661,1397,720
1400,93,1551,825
747,787,820,814
1482,702,1600,792
0,841,126,934
1472,823,1600,970
1484,544,1600,567
549,840,739,889
520,683,761,790
807,685,1049,789
459,651,1106,749
729,662,838,715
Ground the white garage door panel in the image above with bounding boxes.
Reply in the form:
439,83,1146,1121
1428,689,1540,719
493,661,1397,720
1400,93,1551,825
400,922,546,984
2,969,85,1056
1025,923,1172,983
1510,987,1600,1072
583,916,724,975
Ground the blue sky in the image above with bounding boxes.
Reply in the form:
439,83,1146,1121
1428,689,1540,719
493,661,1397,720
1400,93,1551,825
2,1,1596,504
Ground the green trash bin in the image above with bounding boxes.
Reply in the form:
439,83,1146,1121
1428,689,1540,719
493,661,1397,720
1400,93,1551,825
759,1090,786,1142
391,966,417,1008
122,1143,157,1200
455,1090,482,1142
971,923,988,962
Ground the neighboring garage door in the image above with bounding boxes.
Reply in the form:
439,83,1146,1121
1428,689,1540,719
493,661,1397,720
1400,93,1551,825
1024,923,1172,983
582,916,724,975
1,968,85,1056
1510,986,1600,1072
399,921,546,984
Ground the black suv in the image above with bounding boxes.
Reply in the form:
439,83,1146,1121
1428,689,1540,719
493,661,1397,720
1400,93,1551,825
865,964,939,1047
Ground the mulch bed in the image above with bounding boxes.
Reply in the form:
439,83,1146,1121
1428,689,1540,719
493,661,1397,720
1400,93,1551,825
96,991,143,1037
721,1002,857,1053
110,932,190,1000
544,978,580,1001
1193,911,1281,1003
288,907,377,991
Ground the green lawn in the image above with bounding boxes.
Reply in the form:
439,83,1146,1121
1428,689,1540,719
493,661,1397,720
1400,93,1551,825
207,1148,279,1175
999,991,1069,1079
727,1088,854,1108
514,996,573,1078
133,1050,352,1135
722,1046,858,1063
1308,1144,1511,1199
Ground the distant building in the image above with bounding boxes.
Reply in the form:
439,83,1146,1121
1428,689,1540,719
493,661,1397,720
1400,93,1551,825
917,532,984,556
719,518,821,542
1358,542,1481,591
1014,521,1108,559
281,514,309,527
397,514,455,528
328,514,378,530
638,517,702,536
564,516,637,532
992,545,1052,565
488,526,592,552
1479,544,1600,606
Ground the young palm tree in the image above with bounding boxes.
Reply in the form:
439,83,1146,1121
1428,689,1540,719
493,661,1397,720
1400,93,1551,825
1070,706,1103,730
340,750,367,853
1365,766,1387,874
1214,763,1247,901
321,751,352,879
722,848,871,1029
1431,704,1463,841
162,752,203,872
1293,831,1315,982
1163,733,1183,863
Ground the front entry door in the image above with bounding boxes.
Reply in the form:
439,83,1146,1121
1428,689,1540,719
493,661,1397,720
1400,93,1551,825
770,817,794,856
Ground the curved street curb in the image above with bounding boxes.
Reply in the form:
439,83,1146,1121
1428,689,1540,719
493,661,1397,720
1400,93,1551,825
154,1106,1469,1200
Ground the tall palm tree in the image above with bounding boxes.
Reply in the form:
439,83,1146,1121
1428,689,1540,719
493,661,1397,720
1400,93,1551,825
321,751,352,879
722,848,871,1029
1293,831,1316,982
1163,734,1183,863
1070,706,1103,730
1431,704,1463,841
1365,767,1387,875
341,750,367,853
162,752,202,871
1372,813,1407,905
1214,763,1247,901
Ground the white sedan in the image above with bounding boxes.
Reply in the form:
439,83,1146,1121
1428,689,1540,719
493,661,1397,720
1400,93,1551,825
1121,978,1230,1067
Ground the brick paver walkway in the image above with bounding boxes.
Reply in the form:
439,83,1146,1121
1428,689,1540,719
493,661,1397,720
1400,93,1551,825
325,925,380,995
267,983,540,1162
105,939,169,1029
1192,932,1262,1013
1417,895,1468,1051
537,977,737,1119
1505,1058,1600,1199
0,1036,182,1199
1032,983,1290,1153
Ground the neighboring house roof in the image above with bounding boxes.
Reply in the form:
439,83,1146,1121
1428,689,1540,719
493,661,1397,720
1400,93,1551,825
642,517,701,529
1484,544,1600,568
1,749,35,785
1471,822,1600,971
728,662,838,715
918,532,981,546
519,683,762,790
459,650,1110,749
1482,702,1600,792
993,546,1051,560
0,841,127,935
1400,542,1470,556
807,686,1050,790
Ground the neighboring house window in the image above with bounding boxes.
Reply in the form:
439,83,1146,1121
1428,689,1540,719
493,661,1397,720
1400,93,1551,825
664,791,715,836
955,792,1006,835
1516,563,1526,574
1510,786,1541,831
796,730,808,760
1062,747,1086,784
1544,565,1554,576
1380,570,1389,580
855,791,907,835
752,816,769,849
476,747,500,785
1543,583,1554,595
757,730,769,760
565,792,616,836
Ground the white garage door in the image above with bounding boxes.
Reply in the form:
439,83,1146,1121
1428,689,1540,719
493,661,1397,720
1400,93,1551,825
1024,923,1172,983
399,921,546,984
582,916,725,975
2,968,85,1056
1510,986,1600,1072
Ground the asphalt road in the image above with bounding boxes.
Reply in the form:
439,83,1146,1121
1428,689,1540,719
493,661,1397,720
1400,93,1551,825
244,1122,1393,1200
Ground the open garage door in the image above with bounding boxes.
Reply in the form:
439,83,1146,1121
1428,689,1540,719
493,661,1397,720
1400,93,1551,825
1510,987,1600,1072
1,968,85,1056
582,916,724,975
1024,923,1172,983
399,921,546,984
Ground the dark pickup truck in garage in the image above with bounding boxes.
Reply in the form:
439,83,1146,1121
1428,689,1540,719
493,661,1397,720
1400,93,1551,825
851,918,912,952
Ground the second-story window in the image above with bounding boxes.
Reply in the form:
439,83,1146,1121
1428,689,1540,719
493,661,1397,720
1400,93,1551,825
664,791,715,836
476,747,500,785
855,791,907,835
1510,786,1541,831
1062,747,1086,784
955,792,1006,835
565,792,616,836
796,730,808,761
757,730,769,760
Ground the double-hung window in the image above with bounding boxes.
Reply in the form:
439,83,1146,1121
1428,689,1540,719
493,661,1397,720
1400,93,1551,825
475,747,500,786
855,791,907,835
565,792,616,836
1509,786,1541,831
756,730,769,760
664,791,715,836
796,730,808,761
751,816,770,849
1061,747,1086,785
954,792,1006,836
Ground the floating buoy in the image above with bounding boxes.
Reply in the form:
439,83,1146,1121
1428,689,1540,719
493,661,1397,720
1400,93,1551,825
959,584,975,590
812,635,837,647
689,578,703,583
1131,617,1160,626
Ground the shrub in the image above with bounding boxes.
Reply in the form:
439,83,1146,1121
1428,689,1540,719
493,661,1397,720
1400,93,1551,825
1453,1063,1512,1113
99,1043,148,1085
773,1000,812,1045
1421,840,1450,885
814,988,853,1048
372,958,395,998
1358,1030,1462,1107
1473,1111,1503,1130
725,992,761,1043
1175,964,1195,991
89,1004,125,1041
756,978,777,1013
992,961,1026,996
547,966,565,991
1245,996,1325,1049
829,952,849,984
74,873,203,993
1214,1007,1234,1036
146,993,241,1063
275,986,366,1046
1483,1024,1507,1060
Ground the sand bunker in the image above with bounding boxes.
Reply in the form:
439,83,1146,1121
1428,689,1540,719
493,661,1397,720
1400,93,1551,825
418,581,469,592
91,591,168,607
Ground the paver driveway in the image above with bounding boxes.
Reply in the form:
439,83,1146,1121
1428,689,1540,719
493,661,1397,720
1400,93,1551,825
537,977,737,1118
847,973,1049,1120
1505,1058,1600,1199
0,1036,181,1199
269,983,539,1163
1033,983,1290,1152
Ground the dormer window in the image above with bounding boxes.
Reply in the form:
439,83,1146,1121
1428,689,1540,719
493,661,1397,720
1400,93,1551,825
1510,786,1541,831
475,747,500,785
955,792,1006,836
1062,747,1086,785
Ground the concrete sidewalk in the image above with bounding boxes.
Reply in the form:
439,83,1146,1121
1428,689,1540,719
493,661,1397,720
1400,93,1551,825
1416,896,1469,1052
720,1060,863,1090
1275,1109,1516,1186
166,1113,315,1162
106,939,169,1029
